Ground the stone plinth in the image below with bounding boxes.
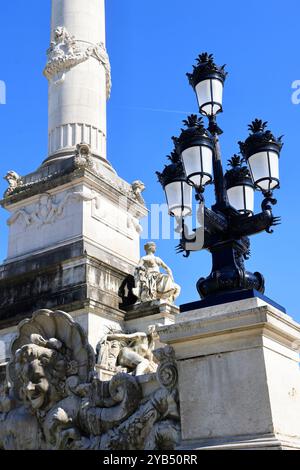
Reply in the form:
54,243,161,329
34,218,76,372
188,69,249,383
159,296,300,450
124,300,179,334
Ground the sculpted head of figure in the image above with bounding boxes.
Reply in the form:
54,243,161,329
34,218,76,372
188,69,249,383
76,142,91,157
54,26,66,42
131,180,146,205
132,180,145,193
4,171,20,185
14,335,76,411
144,241,156,255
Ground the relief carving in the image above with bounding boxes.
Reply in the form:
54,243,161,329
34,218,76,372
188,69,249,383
97,325,158,376
44,26,111,98
0,309,180,450
7,190,99,228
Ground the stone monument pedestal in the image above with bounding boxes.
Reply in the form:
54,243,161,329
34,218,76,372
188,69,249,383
124,300,179,333
159,293,300,450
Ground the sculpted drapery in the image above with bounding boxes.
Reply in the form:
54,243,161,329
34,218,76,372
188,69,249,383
133,242,181,304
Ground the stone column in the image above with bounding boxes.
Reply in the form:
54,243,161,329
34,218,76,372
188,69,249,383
159,296,300,450
44,0,111,164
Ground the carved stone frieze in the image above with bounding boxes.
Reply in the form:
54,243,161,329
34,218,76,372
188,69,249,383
96,325,158,376
7,190,99,228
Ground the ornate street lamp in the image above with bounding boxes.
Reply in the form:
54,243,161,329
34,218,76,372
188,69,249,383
225,155,255,216
157,153,192,218
239,119,283,194
173,115,214,193
187,52,227,117
157,53,282,301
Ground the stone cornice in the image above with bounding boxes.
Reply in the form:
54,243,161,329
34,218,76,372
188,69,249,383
158,305,300,348
1,166,148,218
124,300,179,321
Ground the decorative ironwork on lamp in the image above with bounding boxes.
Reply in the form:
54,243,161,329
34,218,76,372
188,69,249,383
157,53,283,300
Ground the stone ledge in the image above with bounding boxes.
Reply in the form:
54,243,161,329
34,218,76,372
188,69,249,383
2,166,147,219
124,300,179,321
178,433,300,450
180,289,286,314
158,304,300,347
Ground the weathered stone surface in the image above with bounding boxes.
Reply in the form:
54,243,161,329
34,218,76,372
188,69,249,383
96,325,158,376
0,241,129,329
45,0,109,162
0,365,6,387
159,299,300,450
0,309,180,450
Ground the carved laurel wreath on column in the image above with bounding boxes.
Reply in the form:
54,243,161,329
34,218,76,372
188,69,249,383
44,26,112,98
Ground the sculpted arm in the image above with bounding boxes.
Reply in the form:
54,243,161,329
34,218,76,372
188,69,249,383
136,256,146,269
156,257,174,279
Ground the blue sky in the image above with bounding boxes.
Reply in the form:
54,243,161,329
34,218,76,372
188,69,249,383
0,0,300,318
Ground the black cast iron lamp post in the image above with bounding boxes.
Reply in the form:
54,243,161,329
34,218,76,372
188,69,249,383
157,53,282,300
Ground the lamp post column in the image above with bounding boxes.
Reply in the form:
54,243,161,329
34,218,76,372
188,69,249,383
209,124,229,212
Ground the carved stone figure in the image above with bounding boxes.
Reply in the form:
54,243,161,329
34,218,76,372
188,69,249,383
3,171,22,197
125,181,146,236
74,142,95,170
127,214,143,234
0,309,180,450
44,27,111,97
133,242,181,304
97,326,158,376
131,180,146,205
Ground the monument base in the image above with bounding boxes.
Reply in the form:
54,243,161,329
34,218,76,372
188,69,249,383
159,295,300,450
124,300,179,333
179,434,300,450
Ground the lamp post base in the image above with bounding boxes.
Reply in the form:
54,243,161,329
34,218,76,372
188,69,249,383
158,297,300,450
196,239,265,298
